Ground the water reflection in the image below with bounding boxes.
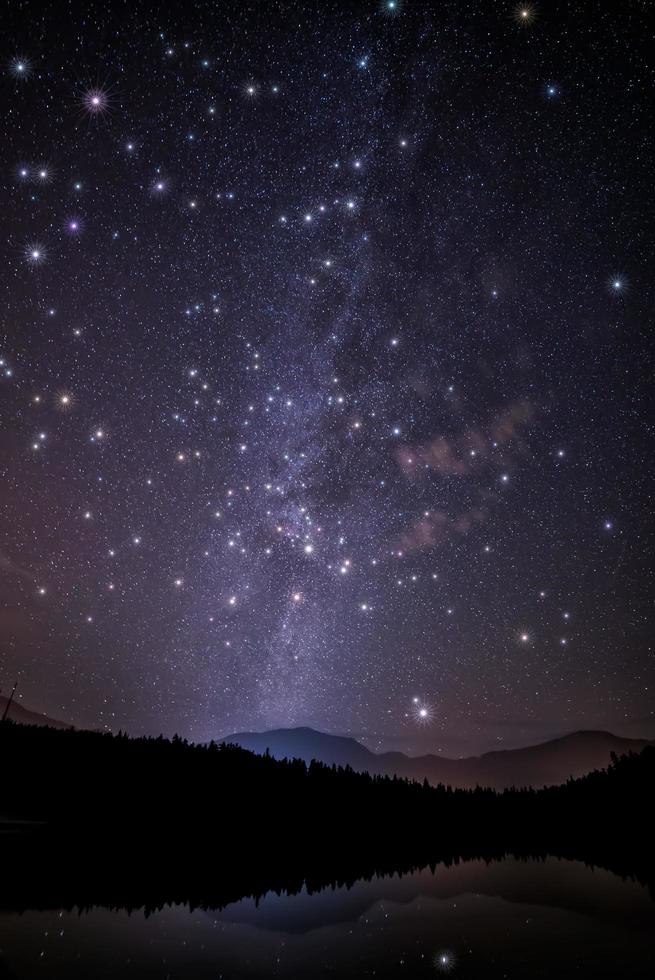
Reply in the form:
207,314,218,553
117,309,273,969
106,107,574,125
1,857,653,978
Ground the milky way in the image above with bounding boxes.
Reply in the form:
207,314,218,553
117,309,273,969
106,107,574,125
1,1,652,754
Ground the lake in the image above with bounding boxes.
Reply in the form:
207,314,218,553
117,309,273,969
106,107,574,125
1,857,653,978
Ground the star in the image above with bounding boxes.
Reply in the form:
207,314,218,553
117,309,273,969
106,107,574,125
11,58,31,79
515,5,535,25
413,700,433,725
435,950,455,972
26,244,44,263
82,87,110,115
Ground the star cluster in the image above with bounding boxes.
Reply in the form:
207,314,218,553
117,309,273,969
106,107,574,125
0,0,652,753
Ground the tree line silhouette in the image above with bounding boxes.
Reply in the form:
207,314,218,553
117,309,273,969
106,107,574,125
0,720,652,912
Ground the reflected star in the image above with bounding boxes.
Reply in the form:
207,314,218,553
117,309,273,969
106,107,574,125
435,950,456,973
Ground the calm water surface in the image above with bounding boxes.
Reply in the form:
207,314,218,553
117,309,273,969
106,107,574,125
1,857,653,978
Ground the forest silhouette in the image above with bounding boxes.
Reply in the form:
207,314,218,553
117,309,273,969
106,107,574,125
0,720,652,913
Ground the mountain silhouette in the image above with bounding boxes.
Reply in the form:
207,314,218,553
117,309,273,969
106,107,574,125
221,726,653,789
0,695,70,730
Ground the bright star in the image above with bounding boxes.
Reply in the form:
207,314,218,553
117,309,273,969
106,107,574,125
435,949,455,972
515,5,535,25
26,244,44,263
82,86,110,116
11,58,31,78
414,701,433,725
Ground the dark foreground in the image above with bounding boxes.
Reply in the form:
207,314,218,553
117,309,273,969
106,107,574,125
0,722,654,977
0,720,654,909
2,856,654,979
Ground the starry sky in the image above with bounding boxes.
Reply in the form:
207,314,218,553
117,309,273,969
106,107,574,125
0,0,652,756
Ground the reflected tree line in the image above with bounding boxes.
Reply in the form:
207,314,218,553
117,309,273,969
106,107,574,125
0,721,653,912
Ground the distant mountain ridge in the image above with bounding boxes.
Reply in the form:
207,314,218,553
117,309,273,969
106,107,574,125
221,726,653,789
3,698,649,790
0,695,71,730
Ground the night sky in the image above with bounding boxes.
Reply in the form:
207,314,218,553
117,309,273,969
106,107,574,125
1,0,652,756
